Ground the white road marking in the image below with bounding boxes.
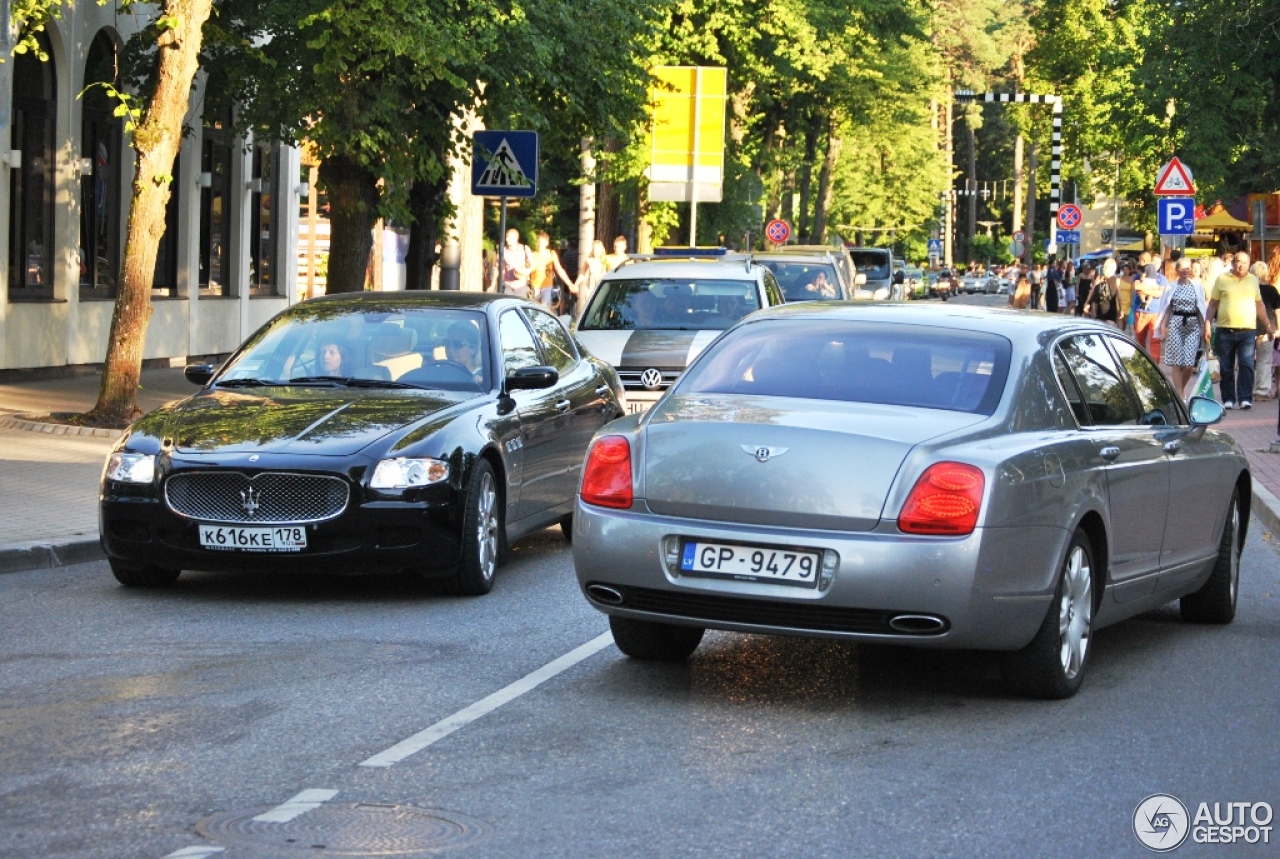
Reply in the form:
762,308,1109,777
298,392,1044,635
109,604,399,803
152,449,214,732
360,631,614,768
250,788,340,823
161,847,224,859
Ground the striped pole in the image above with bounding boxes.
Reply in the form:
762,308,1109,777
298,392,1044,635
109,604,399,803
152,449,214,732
954,90,1063,253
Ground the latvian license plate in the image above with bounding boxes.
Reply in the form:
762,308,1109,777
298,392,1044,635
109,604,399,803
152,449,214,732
680,540,821,587
199,525,307,553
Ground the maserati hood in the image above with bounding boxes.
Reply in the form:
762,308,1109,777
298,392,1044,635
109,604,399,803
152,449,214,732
171,388,476,456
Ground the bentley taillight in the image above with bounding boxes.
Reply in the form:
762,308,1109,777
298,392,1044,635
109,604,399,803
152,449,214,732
581,436,633,509
898,462,985,536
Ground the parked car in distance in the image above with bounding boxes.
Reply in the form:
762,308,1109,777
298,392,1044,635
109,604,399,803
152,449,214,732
101,292,624,595
574,256,786,415
574,303,1247,698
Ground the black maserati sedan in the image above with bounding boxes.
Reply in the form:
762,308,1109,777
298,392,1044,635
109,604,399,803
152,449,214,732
100,292,624,595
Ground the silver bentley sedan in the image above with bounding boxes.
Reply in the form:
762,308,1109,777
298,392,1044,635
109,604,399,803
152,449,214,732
573,302,1249,698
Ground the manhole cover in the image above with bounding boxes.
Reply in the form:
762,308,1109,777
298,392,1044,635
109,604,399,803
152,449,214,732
196,802,489,856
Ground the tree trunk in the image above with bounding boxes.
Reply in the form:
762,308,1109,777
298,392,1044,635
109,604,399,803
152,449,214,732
85,0,215,427
321,154,380,293
636,183,653,253
594,139,620,243
943,91,954,268
812,121,841,243
578,137,596,266
797,114,820,241
1025,141,1038,263
1012,134,1024,234
405,176,447,290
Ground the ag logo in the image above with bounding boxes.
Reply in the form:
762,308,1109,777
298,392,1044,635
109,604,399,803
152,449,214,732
1133,794,1190,852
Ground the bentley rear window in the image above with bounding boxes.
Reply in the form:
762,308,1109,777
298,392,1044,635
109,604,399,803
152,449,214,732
678,320,1011,414
578,278,760,331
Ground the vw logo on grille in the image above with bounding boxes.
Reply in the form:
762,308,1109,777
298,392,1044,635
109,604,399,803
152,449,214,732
741,444,789,463
640,368,664,390
240,486,261,517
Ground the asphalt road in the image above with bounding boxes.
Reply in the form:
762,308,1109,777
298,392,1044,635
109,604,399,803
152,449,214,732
2,518,1279,859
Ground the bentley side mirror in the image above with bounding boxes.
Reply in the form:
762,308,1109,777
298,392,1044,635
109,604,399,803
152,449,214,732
505,366,559,391
1187,396,1224,426
184,364,215,386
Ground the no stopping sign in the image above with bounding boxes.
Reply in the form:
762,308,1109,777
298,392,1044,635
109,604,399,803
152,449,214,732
765,219,792,244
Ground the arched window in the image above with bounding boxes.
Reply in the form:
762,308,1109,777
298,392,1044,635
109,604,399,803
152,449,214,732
8,32,57,299
80,31,124,298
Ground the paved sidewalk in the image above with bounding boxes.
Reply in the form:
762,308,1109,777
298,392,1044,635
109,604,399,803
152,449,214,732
0,368,192,573
0,367,1278,574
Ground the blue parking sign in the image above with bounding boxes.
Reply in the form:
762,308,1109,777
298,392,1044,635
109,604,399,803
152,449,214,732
1157,197,1196,236
472,131,539,198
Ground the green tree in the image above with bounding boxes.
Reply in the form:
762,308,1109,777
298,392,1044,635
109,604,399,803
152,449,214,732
207,0,660,293
9,2,215,425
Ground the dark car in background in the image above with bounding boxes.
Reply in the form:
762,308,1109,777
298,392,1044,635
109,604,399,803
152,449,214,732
100,292,624,595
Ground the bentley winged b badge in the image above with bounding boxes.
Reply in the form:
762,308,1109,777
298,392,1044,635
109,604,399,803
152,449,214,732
741,445,789,463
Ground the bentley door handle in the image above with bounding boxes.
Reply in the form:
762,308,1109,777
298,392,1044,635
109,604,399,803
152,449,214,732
595,385,610,395
1163,440,1182,455
555,399,571,412
1099,446,1121,463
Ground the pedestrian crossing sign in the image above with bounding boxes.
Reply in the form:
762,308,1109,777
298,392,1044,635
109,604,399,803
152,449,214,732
472,131,539,198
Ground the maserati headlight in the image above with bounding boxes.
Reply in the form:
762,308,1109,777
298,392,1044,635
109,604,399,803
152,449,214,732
370,458,449,489
105,452,156,484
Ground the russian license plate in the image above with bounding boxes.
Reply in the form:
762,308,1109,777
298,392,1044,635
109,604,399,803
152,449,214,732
198,525,307,553
680,540,821,587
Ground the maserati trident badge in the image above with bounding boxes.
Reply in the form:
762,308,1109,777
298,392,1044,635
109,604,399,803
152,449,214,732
241,486,261,517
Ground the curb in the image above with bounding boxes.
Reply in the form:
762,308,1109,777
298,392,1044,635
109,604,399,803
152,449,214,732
0,539,106,575
1251,484,1280,539
0,414,122,439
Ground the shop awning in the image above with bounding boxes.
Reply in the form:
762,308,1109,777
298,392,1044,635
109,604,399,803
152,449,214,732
1195,210,1252,230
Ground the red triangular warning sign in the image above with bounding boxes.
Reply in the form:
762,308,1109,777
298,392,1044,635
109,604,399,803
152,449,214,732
1153,157,1196,196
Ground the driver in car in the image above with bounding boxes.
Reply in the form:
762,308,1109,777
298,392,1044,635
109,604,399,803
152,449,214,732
445,322,484,382
805,270,837,299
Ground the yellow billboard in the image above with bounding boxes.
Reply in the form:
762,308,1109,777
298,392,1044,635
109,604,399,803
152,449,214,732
646,66,727,203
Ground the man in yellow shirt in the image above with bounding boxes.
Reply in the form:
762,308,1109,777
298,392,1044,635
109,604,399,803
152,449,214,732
1207,251,1275,409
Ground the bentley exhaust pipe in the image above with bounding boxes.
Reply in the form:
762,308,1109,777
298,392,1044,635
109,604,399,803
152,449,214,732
888,614,947,634
586,584,625,606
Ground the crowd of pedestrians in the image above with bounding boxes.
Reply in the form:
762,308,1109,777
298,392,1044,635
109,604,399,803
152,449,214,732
483,230,634,321
1009,247,1280,440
